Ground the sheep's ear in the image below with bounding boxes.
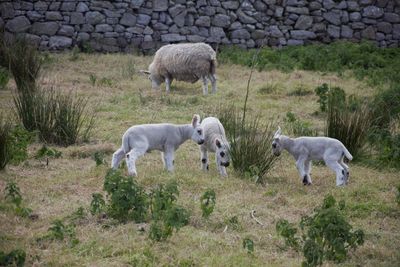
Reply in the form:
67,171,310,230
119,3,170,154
215,138,222,148
192,114,200,128
139,70,151,75
274,126,282,138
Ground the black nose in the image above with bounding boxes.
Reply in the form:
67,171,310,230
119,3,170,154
221,162,230,167
198,140,204,145
272,143,277,148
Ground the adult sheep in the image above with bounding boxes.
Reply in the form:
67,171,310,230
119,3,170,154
141,43,217,95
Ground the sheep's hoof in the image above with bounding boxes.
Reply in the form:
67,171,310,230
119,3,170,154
303,176,308,185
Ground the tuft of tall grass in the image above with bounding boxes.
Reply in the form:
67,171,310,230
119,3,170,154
0,115,12,170
0,67,9,90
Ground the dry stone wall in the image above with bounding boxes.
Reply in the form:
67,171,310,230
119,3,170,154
1,0,399,52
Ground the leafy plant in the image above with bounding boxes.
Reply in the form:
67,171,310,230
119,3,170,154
104,169,149,222
98,77,113,87
0,249,26,267
90,193,106,215
4,180,32,217
0,67,9,90
242,237,254,253
92,151,105,166
284,112,317,137
287,85,313,96
315,83,329,112
35,145,62,159
200,189,216,218
276,195,364,267
46,219,79,247
8,125,34,165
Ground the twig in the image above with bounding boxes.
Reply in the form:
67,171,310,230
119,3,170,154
250,210,264,226
223,225,228,233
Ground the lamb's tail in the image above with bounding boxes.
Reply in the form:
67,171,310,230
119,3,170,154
342,146,353,161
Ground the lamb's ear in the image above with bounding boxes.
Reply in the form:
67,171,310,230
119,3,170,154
274,126,282,139
139,70,151,75
215,138,222,148
192,114,201,128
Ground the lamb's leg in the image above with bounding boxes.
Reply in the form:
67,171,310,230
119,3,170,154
339,157,350,184
296,157,309,185
162,148,175,172
165,77,171,93
209,74,217,94
325,160,346,186
111,147,125,169
200,145,209,171
216,156,227,177
304,160,312,185
202,76,208,95
125,148,146,176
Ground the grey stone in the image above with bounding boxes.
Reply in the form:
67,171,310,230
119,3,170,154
0,18,3,29
49,36,72,49
212,14,230,27
127,26,144,34
269,25,284,37
254,1,267,11
81,24,94,32
246,39,255,48
5,16,31,33
174,11,187,27
104,10,121,18
77,32,90,42
131,0,145,8
137,14,151,25
309,1,322,10
185,14,194,26
60,2,76,12
384,13,400,23
323,11,342,25
376,32,385,41
195,16,211,27
341,11,349,23
71,13,85,24
287,39,304,46
289,14,299,21
229,21,242,30
347,1,359,11
393,24,400,40
294,15,313,30
286,6,309,15
106,18,119,25
376,0,389,8
95,24,113,33
275,7,284,18
46,11,63,21
360,0,374,5
169,24,180,33
362,26,376,39
351,22,365,30
34,1,48,11
169,5,185,17
58,25,74,36
143,26,153,35
161,33,186,42
336,1,347,9
23,33,41,46
210,27,226,39
120,13,136,26
349,12,361,21
31,22,59,35
377,22,392,34
153,0,169,11
21,1,34,11
312,23,326,32
86,11,105,25
341,25,353,38
237,9,257,24
153,22,169,30
362,6,384,18
222,1,239,9
286,0,306,6
363,18,377,25
76,2,89,12
49,2,60,11
323,0,336,10
328,25,340,38
251,29,266,39
27,11,43,21
231,29,251,39
290,30,316,39
199,6,215,16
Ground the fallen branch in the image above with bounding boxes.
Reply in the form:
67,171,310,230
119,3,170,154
250,210,264,226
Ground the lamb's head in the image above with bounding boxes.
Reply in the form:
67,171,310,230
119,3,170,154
191,114,205,145
272,127,283,157
215,138,230,167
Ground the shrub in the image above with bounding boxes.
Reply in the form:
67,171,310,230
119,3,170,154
90,193,106,215
35,145,62,159
4,180,32,217
200,189,216,218
314,83,329,112
103,169,149,223
45,219,79,247
284,112,317,137
325,88,372,158
0,67,9,90
8,125,34,165
242,237,254,253
276,195,364,267
92,151,105,166
0,249,26,267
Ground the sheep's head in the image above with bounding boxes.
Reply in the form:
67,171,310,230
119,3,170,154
215,138,230,167
272,126,283,157
191,114,205,145
140,66,163,90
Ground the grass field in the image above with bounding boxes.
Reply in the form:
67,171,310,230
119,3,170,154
0,51,399,266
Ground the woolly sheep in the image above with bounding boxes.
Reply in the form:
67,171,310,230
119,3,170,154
198,117,230,176
111,115,205,176
271,127,353,186
141,43,217,95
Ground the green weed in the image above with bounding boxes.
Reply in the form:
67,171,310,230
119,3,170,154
89,74,97,86
90,193,106,215
0,249,26,267
200,189,216,218
287,85,313,96
284,112,317,137
242,237,254,254
35,145,62,159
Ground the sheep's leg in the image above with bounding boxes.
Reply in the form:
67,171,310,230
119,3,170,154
296,157,309,185
339,157,349,184
325,160,346,186
165,77,171,93
216,156,227,177
111,147,125,169
125,148,146,176
304,160,312,185
162,149,175,172
209,74,217,94
202,76,208,95
200,145,209,171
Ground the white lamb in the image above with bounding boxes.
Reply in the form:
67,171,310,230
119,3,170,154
141,43,217,95
198,117,230,176
271,127,353,186
111,115,205,176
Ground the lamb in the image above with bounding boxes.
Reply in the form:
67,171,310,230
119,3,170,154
198,117,230,176
111,115,205,176
141,43,217,95
271,127,353,186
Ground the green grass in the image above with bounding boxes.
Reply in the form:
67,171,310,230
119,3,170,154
0,46,399,266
